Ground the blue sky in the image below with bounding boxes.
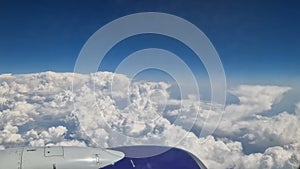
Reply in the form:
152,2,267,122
0,2,300,166
0,0,299,87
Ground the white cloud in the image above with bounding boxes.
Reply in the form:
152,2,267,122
236,112,300,152
213,85,295,144
225,85,291,120
0,72,299,169
0,124,24,145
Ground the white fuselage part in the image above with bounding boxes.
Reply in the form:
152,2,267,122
0,146,125,169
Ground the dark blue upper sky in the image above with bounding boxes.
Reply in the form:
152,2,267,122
0,0,299,86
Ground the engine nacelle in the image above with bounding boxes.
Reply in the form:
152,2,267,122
0,146,124,169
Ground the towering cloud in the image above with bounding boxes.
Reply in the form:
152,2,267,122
225,85,291,119
0,72,299,169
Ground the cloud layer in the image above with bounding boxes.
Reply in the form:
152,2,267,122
0,72,299,169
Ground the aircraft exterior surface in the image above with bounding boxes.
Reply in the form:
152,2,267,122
0,146,207,169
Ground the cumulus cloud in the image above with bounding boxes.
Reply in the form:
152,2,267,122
211,85,295,148
0,124,23,145
225,85,291,119
164,85,297,151
236,112,299,152
0,72,299,169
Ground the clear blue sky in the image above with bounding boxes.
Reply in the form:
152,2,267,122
0,0,299,86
